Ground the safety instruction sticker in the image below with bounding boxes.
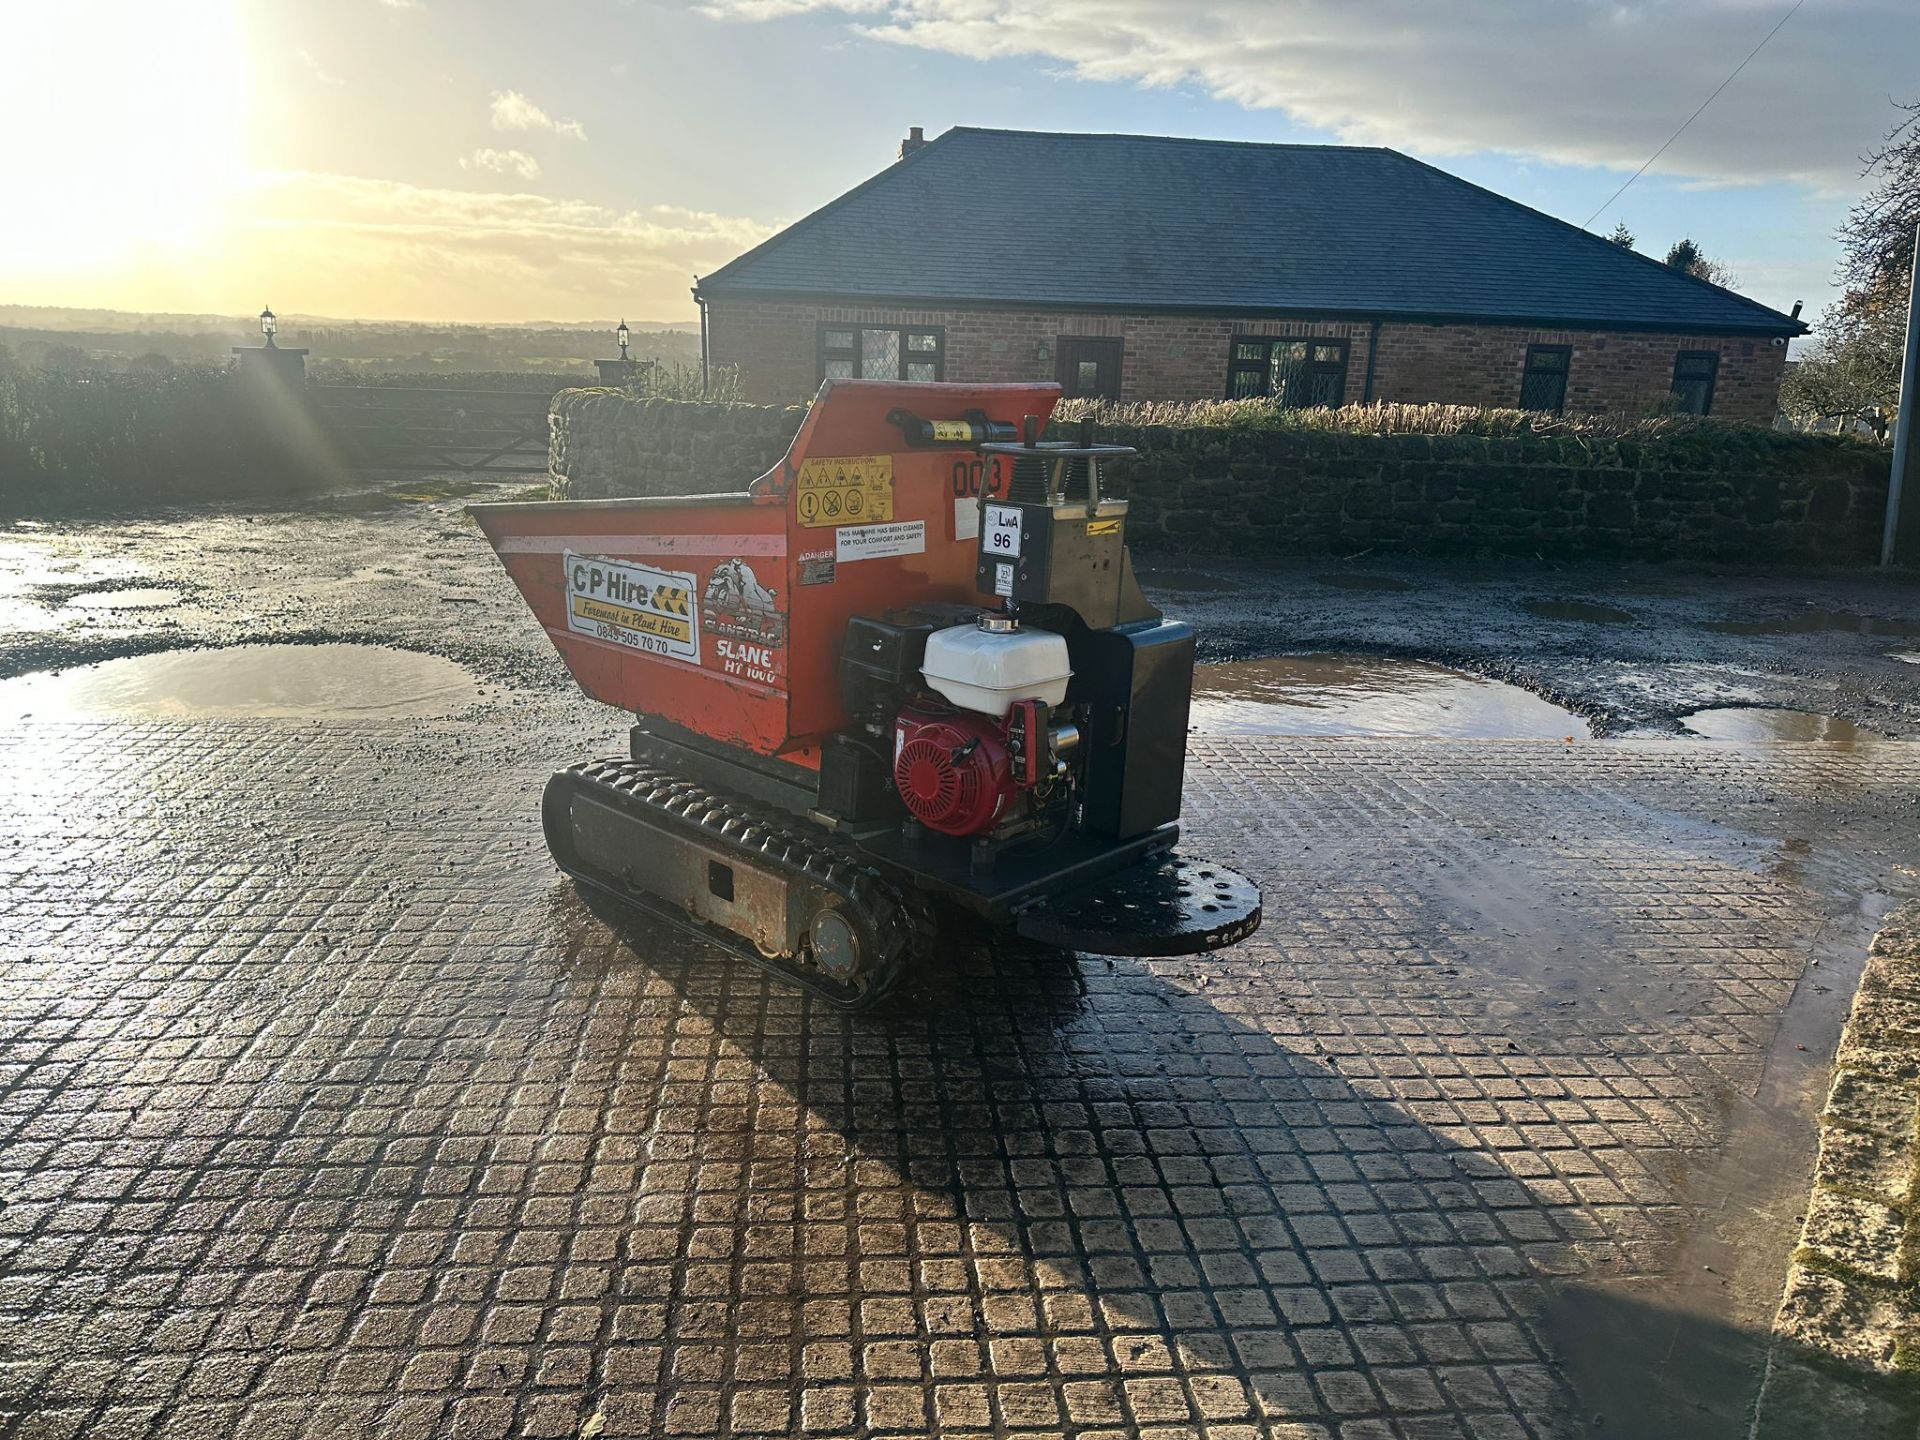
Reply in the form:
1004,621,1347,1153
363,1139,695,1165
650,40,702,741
929,420,974,442
835,520,925,563
1087,517,1122,536
796,454,893,528
984,504,1023,559
564,551,700,663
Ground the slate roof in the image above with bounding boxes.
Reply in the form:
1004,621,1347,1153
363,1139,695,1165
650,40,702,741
698,128,1803,335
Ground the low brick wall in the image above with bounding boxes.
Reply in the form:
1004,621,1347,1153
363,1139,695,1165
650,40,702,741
549,391,1890,563
549,390,805,499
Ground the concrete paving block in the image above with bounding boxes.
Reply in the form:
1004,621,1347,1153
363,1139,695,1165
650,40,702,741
1799,1190,1907,1286
1815,1124,1919,1208
1823,1070,1920,1139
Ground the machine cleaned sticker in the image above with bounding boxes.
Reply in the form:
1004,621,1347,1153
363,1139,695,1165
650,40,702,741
564,551,700,663
835,520,925,563
796,454,893,528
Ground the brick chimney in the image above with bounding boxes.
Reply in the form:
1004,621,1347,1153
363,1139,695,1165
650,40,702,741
898,126,926,161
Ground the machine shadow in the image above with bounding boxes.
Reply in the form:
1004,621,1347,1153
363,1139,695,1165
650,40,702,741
562,886,1805,1440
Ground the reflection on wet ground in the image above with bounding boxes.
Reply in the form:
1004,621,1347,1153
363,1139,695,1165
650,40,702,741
1705,609,1920,638
1682,707,1871,742
0,642,483,720
62,587,184,611
1191,653,1590,738
1523,598,1636,624
1311,571,1415,592
1133,566,1237,592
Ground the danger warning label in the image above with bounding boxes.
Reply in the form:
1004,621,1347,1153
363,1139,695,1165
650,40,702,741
564,551,700,663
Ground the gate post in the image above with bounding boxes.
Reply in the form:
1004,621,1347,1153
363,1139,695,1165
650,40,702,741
1882,223,1920,566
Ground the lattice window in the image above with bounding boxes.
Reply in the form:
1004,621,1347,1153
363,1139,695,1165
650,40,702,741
1225,337,1349,407
817,325,944,383
1519,345,1571,413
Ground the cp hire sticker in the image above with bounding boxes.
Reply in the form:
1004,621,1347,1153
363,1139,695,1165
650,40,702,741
993,562,1015,596
836,520,925,563
564,551,699,663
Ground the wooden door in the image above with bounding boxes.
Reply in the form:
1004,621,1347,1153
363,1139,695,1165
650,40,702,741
1057,336,1124,400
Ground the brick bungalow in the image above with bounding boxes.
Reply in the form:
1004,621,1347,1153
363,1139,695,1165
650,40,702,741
694,127,1806,421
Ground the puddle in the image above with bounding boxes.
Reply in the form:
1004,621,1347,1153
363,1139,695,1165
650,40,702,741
1705,608,1920,638
64,587,184,611
1191,654,1589,738
1892,652,1920,666
0,644,483,721
1681,707,1869,742
1523,598,1634,624
1136,567,1237,593
1312,572,1414,593
0,541,146,597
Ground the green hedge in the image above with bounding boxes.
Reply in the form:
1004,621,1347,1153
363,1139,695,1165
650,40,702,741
0,363,351,517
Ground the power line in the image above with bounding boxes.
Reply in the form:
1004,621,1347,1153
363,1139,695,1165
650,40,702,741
1582,0,1807,230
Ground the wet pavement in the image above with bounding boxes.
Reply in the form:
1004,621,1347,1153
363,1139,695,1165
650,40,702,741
4,711,1916,1440
3,484,1920,1439
1192,657,1587,740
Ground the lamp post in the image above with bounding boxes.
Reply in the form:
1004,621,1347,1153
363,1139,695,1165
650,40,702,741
260,306,277,348
596,317,647,387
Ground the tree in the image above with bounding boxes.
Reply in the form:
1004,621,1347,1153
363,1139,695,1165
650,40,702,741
1837,99,1920,299
1606,221,1635,250
1664,237,1738,289
1782,98,1920,430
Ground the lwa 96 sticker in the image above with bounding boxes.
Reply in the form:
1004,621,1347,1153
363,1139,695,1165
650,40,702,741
564,551,700,663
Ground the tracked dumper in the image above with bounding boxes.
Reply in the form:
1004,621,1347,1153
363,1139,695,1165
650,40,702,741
473,380,1260,1008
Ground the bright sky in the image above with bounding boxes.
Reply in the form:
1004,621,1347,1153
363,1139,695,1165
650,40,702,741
2,0,1912,326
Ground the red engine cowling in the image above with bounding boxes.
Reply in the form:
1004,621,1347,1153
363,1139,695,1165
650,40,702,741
893,710,1015,837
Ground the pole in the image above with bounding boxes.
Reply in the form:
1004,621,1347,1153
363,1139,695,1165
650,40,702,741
1881,223,1920,566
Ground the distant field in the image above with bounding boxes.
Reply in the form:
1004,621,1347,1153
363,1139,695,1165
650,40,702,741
0,305,701,376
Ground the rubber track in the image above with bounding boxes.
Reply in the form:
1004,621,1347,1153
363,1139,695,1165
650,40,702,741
545,757,924,1011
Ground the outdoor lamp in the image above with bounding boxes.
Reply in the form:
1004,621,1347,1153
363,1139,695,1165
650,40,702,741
260,307,277,346
617,319,630,360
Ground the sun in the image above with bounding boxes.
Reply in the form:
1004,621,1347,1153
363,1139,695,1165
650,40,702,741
0,0,252,292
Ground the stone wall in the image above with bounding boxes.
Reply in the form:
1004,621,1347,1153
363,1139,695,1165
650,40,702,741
704,298,1787,421
1098,420,1887,563
549,389,806,500
550,391,1889,563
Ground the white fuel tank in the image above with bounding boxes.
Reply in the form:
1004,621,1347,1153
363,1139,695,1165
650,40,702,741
921,620,1071,717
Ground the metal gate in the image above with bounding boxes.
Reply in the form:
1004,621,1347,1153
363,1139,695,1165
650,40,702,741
309,386,553,473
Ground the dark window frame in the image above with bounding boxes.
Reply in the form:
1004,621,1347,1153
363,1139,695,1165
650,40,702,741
816,323,944,384
1518,344,1572,413
1670,349,1719,416
1224,335,1350,407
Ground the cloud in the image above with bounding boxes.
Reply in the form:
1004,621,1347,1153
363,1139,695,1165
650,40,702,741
461,147,542,180
297,49,346,87
489,89,586,142
220,171,773,320
701,0,1911,190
